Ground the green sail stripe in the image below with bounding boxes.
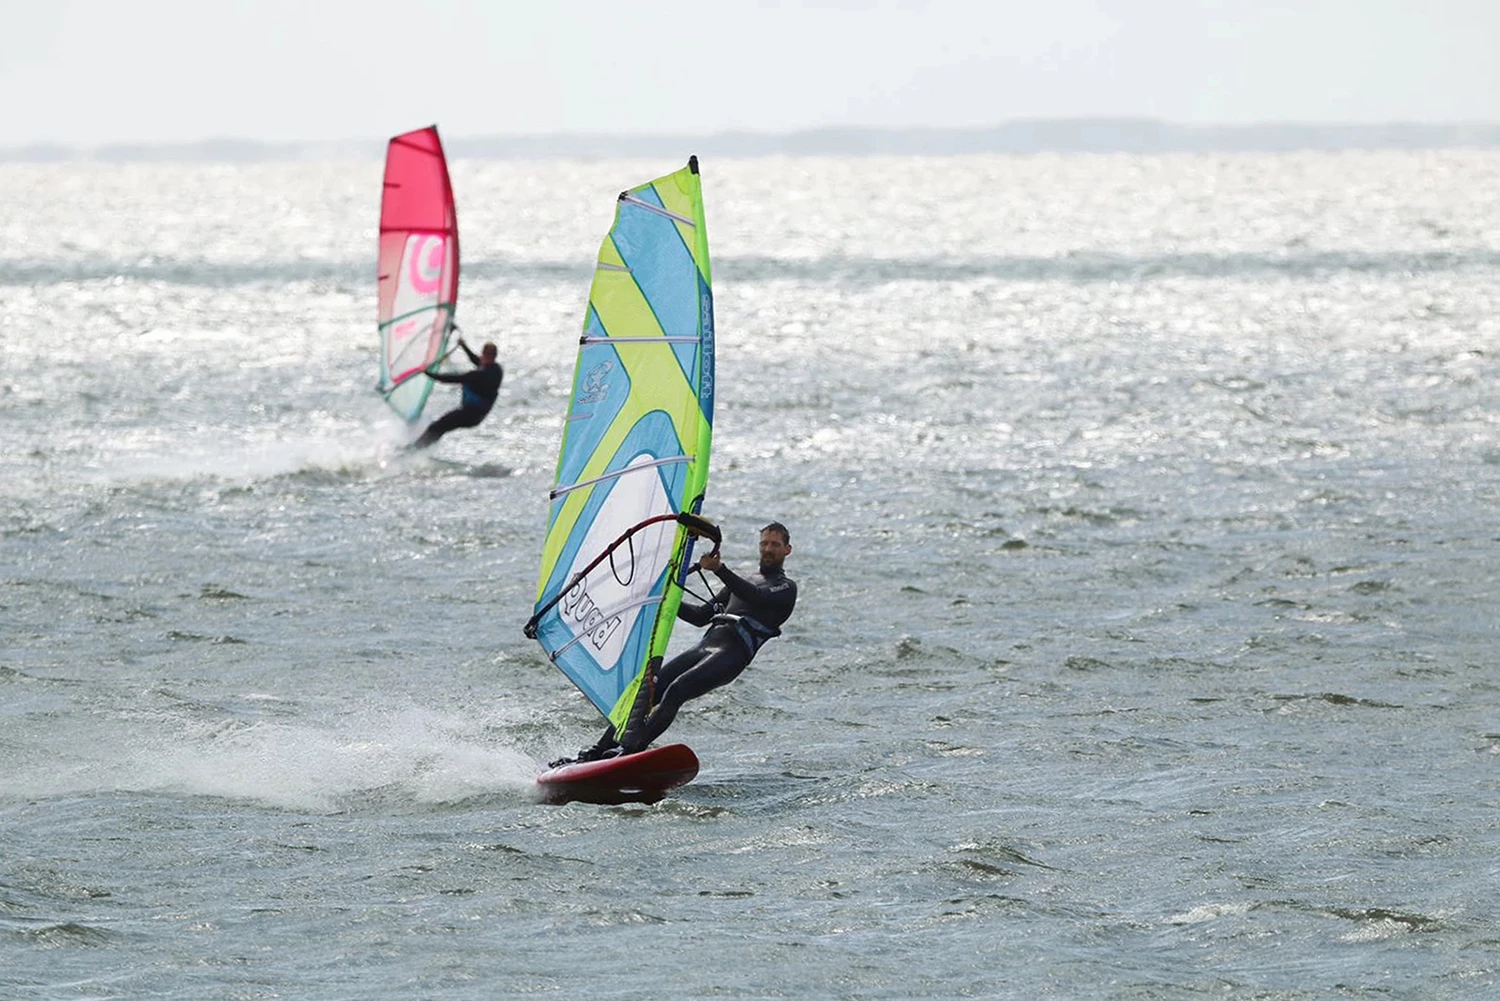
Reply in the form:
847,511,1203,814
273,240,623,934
378,301,456,332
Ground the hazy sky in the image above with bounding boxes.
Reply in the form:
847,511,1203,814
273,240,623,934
4,0,1498,145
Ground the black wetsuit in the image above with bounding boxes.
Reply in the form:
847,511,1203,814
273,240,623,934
411,344,503,449
590,561,798,755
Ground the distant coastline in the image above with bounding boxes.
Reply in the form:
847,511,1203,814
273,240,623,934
5,119,1500,163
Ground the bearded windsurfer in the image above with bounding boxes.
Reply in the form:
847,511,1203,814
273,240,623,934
551,522,798,767
410,337,503,449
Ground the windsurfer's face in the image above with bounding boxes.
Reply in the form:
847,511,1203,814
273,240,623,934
758,530,791,570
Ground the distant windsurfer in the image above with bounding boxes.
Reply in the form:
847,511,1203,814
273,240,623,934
410,338,503,449
552,522,798,767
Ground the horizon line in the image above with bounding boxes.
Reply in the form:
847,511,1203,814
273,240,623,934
6,118,1500,162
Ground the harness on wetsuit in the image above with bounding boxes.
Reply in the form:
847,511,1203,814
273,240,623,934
708,612,781,658
458,364,501,411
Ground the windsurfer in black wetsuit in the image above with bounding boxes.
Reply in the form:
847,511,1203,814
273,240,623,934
552,522,798,767
410,338,503,449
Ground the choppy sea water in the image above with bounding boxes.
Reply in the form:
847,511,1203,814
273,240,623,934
3,150,1500,999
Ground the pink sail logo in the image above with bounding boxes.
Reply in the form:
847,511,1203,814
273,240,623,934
407,234,446,295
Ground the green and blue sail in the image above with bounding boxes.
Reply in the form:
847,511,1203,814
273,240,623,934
528,159,715,736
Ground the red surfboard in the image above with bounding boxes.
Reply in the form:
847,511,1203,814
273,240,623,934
536,744,700,805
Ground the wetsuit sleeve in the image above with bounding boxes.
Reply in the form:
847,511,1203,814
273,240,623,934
714,565,796,621
460,342,482,366
677,585,729,627
428,370,463,384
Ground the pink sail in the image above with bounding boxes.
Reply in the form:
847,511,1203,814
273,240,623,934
376,126,459,422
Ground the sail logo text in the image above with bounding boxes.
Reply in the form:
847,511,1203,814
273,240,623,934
560,580,622,658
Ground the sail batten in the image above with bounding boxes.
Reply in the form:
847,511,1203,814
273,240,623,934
620,194,697,226
550,454,695,500
376,125,459,423
580,336,701,344
527,159,715,735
